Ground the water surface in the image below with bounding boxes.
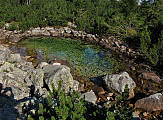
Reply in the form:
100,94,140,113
15,37,120,77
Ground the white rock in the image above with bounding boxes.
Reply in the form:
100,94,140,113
53,63,61,66
81,90,97,104
104,72,136,98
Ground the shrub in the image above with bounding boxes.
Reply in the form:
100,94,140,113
22,81,134,120
0,21,5,28
140,26,160,65
23,81,86,120
107,85,133,120
6,22,19,31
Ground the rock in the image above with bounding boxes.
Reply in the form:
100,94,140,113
107,96,111,101
139,72,161,83
50,30,61,37
143,112,148,117
45,26,54,31
7,53,22,63
67,22,77,28
132,111,140,120
0,45,44,100
43,65,73,93
23,30,32,37
0,45,11,65
0,62,44,100
31,28,41,36
81,90,97,104
52,62,61,66
115,41,120,48
107,93,114,97
72,80,79,91
121,45,126,52
72,30,80,37
8,34,21,42
135,93,163,112
104,72,136,98
37,62,49,69
64,27,72,34
41,30,50,36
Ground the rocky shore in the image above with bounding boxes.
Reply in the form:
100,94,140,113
0,25,144,60
0,25,163,119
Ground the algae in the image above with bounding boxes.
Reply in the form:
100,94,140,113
18,37,120,77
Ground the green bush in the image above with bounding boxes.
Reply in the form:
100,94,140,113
6,22,19,31
140,26,160,65
0,21,5,28
23,82,133,120
23,81,86,120
108,85,133,120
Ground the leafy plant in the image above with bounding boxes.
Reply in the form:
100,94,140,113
140,26,160,65
0,21,5,28
23,81,86,120
105,85,133,120
5,22,19,31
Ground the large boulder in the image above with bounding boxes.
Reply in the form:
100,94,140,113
0,45,44,100
31,27,41,36
139,72,161,84
135,93,163,112
81,90,97,104
8,34,21,42
43,65,73,93
104,72,136,98
0,61,44,100
0,45,11,65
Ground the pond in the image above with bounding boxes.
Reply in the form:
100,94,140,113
11,37,121,78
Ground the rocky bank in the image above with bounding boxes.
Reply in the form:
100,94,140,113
0,44,78,119
0,24,163,119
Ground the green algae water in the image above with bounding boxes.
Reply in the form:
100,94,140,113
17,37,120,77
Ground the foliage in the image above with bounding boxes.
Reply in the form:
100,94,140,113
0,21,5,28
139,0,163,65
23,81,86,120
0,0,162,64
5,22,19,31
23,82,133,120
108,85,133,120
140,26,161,65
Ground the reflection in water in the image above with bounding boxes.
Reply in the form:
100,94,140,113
11,46,26,57
20,47,26,56
36,49,46,62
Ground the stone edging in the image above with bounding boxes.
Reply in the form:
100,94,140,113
0,26,144,60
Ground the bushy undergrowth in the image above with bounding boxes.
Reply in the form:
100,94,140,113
0,0,162,65
22,81,133,120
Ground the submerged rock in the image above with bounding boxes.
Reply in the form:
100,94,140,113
135,93,163,112
104,72,136,98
